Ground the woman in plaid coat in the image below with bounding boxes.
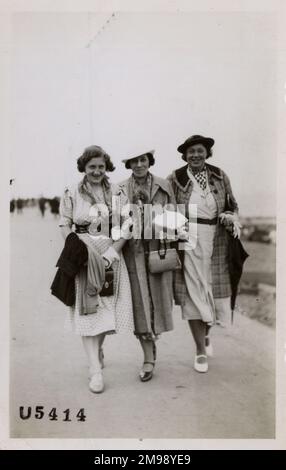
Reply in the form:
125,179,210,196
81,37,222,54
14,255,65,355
168,135,239,373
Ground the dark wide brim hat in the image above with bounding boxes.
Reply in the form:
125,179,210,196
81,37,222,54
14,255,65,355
122,149,155,169
177,135,215,154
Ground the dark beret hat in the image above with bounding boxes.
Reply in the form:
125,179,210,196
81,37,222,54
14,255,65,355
177,135,215,154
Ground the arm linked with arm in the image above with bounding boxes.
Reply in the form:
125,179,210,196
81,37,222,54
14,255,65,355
102,188,131,263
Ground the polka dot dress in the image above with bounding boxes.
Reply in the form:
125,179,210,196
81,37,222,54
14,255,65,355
65,234,134,336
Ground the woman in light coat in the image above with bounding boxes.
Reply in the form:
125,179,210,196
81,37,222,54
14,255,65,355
120,150,176,382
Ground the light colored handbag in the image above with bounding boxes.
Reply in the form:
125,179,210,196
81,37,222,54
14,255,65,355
148,240,182,274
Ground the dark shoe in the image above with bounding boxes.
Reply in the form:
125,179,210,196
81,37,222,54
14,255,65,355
139,362,155,382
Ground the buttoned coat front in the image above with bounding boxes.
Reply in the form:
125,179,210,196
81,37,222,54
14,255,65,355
168,163,238,305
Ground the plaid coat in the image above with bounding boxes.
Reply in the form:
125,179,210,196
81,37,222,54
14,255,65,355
167,163,238,305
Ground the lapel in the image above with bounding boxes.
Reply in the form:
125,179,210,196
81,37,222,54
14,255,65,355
206,163,223,181
206,163,225,213
150,174,174,202
173,165,193,193
120,174,171,203
150,177,160,202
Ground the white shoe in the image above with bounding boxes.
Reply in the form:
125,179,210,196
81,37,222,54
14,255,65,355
89,371,104,393
194,355,208,373
205,336,214,357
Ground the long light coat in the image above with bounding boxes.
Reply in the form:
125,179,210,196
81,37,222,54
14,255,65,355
119,174,176,336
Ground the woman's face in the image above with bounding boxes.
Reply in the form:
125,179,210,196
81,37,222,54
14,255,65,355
85,156,106,184
185,144,207,172
129,154,150,178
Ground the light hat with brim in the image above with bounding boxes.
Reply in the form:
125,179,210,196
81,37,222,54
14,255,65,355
122,150,155,169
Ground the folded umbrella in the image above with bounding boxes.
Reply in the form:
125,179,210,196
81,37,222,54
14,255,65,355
224,193,249,322
228,234,249,323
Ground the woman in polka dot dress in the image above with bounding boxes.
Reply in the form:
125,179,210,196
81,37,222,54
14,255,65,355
58,145,134,393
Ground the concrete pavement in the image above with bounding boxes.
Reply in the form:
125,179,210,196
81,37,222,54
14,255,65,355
10,209,275,438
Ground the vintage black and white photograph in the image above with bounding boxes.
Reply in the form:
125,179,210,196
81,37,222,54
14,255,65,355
2,0,286,447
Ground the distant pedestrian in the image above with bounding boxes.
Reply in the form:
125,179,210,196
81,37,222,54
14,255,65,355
38,197,46,217
10,199,15,214
49,197,60,217
16,198,23,214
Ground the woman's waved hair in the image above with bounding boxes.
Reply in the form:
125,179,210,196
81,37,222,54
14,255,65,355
77,145,115,173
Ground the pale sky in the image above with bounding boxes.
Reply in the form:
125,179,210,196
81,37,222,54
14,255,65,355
10,11,277,216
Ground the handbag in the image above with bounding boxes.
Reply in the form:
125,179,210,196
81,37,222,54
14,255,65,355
148,240,182,274
100,267,114,297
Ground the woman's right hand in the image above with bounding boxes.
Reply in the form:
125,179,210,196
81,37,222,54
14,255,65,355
102,245,120,267
219,212,241,238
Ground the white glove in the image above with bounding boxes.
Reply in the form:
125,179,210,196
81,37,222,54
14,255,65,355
111,225,121,242
121,217,134,239
232,220,242,239
102,246,120,268
111,218,133,241
219,211,235,225
176,225,190,241
219,212,242,238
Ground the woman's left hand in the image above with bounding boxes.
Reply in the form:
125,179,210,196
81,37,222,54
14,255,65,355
176,225,190,241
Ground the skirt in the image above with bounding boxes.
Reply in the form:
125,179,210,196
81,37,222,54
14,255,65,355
65,234,134,336
182,224,216,323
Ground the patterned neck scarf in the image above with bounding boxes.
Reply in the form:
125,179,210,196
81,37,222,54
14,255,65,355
127,173,153,251
188,165,207,190
78,174,112,212
131,173,152,204
78,175,122,237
